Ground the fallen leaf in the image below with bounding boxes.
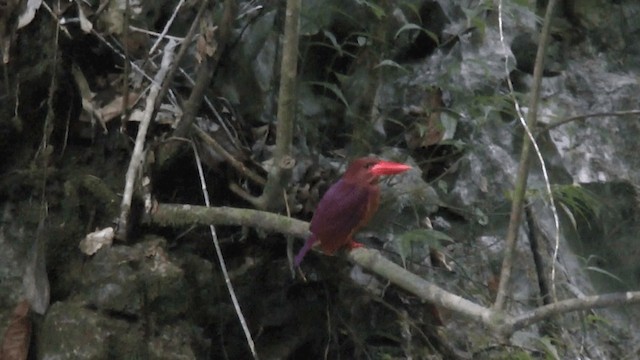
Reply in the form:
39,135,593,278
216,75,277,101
0,299,32,360
429,247,453,272
98,92,140,123
17,0,43,29
79,227,115,255
77,2,93,33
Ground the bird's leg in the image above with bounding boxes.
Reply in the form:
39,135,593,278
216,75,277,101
347,240,364,250
294,234,318,266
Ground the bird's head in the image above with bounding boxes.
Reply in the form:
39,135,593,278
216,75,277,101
343,157,412,185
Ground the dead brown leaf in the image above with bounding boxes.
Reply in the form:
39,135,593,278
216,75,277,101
98,92,140,123
0,299,32,360
196,25,218,63
405,88,445,149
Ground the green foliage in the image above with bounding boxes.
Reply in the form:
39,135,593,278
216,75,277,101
507,351,535,360
322,30,346,56
582,255,627,287
374,59,409,73
396,228,453,266
586,313,612,327
551,184,602,231
521,184,603,233
460,1,493,37
471,93,522,122
437,179,448,194
439,138,468,151
585,265,626,286
536,336,561,360
354,0,386,20
473,207,489,225
306,81,350,108
300,0,335,35
394,23,439,45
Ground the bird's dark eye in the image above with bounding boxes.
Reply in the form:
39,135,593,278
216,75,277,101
365,162,376,169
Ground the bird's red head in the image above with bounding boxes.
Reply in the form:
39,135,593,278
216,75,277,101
343,157,412,185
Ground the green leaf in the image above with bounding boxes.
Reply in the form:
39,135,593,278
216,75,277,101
394,23,423,38
474,207,489,225
355,0,386,19
585,266,626,286
322,30,342,54
586,313,611,326
437,180,448,194
511,0,531,7
396,229,453,265
558,201,577,232
306,81,350,108
394,23,439,44
300,0,334,35
374,59,409,73
551,184,602,229
536,336,560,360
440,113,458,140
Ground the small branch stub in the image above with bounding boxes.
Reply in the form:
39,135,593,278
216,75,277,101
279,155,295,170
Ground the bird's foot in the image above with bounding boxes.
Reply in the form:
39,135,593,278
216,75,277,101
347,241,364,250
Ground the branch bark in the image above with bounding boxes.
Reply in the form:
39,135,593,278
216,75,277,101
174,0,236,139
539,110,640,134
503,291,640,335
246,0,300,211
146,202,640,338
117,40,177,241
156,0,236,167
193,124,266,185
152,0,209,120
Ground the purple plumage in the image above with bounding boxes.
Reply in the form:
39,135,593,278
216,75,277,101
294,180,374,266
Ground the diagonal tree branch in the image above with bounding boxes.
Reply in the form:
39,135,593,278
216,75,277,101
539,110,640,134
117,40,177,241
242,0,300,211
504,291,640,335
494,0,559,310
146,203,640,338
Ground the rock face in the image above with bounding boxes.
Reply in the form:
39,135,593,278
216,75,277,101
38,238,210,359
2,0,640,358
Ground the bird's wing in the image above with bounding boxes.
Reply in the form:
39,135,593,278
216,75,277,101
310,180,373,254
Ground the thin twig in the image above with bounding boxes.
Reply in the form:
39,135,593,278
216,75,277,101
129,26,186,41
152,0,209,118
117,40,177,240
120,0,131,131
229,182,259,204
27,9,60,316
148,0,187,55
250,0,300,210
190,144,258,359
174,0,236,139
40,1,72,38
507,291,640,334
176,68,240,150
192,124,266,185
90,29,155,83
539,110,640,133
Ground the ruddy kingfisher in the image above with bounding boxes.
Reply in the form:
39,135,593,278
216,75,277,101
294,157,412,265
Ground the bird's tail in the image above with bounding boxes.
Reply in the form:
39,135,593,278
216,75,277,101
294,234,317,266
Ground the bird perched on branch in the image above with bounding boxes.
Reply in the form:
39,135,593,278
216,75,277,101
294,157,412,266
